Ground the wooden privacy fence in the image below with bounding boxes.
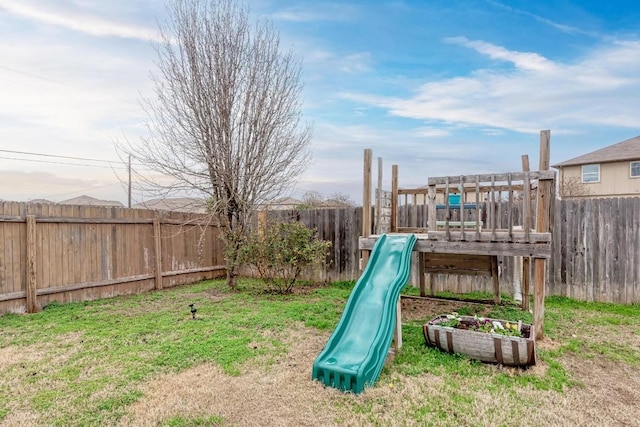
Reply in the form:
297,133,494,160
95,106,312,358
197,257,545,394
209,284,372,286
0,202,225,315
267,197,640,304
549,196,640,304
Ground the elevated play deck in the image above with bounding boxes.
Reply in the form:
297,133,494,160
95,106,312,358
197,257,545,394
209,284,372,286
360,130,555,341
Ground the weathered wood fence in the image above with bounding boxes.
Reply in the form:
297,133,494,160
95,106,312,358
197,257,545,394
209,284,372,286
269,197,640,304
549,197,640,303
3,196,638,314
0,202,225,315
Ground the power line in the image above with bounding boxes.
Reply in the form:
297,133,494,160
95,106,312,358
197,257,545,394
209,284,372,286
0,149,152,170
0,148,120,164
0,155,127,170
0,65,69,87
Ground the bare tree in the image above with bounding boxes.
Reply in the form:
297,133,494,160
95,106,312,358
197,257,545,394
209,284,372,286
325,192,356,208
559,176,591,199
300,190,324,208
126,0,312,288
298,191,355,209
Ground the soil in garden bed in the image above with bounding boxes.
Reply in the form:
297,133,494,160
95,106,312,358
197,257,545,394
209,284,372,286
400,295,497,323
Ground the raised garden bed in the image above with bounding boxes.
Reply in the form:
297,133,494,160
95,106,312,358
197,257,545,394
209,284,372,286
423,314,536,366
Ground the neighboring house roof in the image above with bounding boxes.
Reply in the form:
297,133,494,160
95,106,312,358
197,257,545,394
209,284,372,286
27,198,54,204
552,135,640,168
258,197,304,211
132,197,208,213
59,195,124,207
271,197,303,206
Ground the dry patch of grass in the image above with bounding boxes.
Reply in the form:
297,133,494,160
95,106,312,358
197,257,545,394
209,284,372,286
1,332,86,426
521,355,640,426
121,325,346,427
122,321,640,427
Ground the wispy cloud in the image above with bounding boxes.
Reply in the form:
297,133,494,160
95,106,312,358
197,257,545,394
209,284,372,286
270,3,357,22
305,49,372,75
445,37,555,72
341,39,640,134
485,0,602,38
0,0,160,41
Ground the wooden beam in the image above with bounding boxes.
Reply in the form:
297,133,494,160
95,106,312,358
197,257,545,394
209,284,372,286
428,170,554,185
361,149,373,270
26,215,38,313
491,255,500,304
359,236,553,258
363,149,372,237
418,252,426,297
376,157,383,234
522,257,531,311
391,164,398,233
521,154,531,310
153,218,163,290
393,298,403,351
534,130,551,340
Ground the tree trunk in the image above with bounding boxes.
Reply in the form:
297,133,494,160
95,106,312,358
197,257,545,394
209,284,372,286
226,268,238,289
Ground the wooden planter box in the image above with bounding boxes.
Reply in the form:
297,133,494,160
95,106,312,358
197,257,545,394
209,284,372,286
423,315,536,366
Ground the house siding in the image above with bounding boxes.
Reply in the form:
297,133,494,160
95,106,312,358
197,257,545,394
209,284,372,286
559,161,640,198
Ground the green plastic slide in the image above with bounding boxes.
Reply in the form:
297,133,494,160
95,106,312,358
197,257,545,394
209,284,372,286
311,233,417,393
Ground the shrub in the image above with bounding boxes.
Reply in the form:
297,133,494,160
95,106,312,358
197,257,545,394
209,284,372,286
241,221,331,294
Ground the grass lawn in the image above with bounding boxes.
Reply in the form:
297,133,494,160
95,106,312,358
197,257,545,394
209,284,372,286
1,279,639,426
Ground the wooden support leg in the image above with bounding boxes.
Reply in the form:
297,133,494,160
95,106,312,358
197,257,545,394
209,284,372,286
394,298,403,351
491,256,500,305
361,250,370,272
533,258,546,340
26,215,38,313
522,257,531,311
429,273,436,297
419,253,426,297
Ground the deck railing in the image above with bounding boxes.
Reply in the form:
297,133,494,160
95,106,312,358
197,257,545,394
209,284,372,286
392,170,555,244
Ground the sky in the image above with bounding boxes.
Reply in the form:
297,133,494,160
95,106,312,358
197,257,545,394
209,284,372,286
1,0,640,205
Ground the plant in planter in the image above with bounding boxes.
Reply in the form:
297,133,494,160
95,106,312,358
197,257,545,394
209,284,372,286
423,313,536,366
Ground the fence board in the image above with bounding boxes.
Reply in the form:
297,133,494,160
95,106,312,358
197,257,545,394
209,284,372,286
0,203,225,314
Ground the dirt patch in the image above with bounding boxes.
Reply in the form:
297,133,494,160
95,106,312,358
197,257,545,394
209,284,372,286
0,332,86,426
120,325,348,427
400,296,495,322
522,354,640,427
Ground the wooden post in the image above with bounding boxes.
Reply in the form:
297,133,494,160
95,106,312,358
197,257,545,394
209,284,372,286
393,298,403,351
376,157,383,234
521,154,531,311
419,252,426,297
491,256,501,305
522,258,531,311
534,130,551,339
362,149,373,269
391,164,398,233
257,209,267,237
153,218,163,290
521,155,530,174
26,215,38,313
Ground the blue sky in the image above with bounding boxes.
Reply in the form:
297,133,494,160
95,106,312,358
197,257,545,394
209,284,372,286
1,0,639,204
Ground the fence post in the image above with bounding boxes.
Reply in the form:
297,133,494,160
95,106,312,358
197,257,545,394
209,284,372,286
361,149,372,270
534,130,551,340
153,218,163,290
26,215,38,313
